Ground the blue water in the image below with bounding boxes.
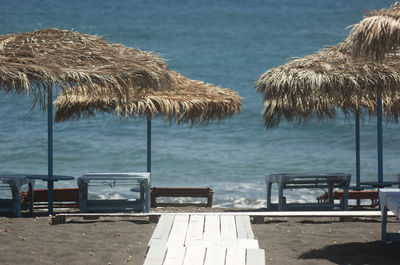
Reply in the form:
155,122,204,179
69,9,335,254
0,0,398,207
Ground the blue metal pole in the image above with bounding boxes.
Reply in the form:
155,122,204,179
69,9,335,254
355,110,361,206
377,84,383,184
356,110,360,188
47,85,54,215
147,118,151,173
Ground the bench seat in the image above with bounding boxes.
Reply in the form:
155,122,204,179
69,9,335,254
317,190,378,207
21,188,79,209
150,187,213,208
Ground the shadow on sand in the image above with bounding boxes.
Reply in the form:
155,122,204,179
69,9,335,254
299,241,400,265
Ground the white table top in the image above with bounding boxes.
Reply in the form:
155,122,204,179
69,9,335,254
266,173,351,183
79,172,150,181
379,188,400,219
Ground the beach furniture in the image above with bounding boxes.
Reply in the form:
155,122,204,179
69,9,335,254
379,188,400,242
317,190,379,207
266,173,351,211
21,188,79,209
150,187,213,208
50,210,393,225
0,174,35,217
143,214,265,265
78,173,150,213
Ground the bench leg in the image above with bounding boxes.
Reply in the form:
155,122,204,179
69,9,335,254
207,192,213,208
381,207,388,242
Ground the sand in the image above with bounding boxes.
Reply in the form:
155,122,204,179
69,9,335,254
0,209,400,265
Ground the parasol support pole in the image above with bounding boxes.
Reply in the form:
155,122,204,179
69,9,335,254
47,85,54,215
147,118,151,173
355,110,361,206
377,83,383,184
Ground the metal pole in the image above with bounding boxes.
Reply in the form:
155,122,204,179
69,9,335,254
356,110,360,188
47,85,54,215
377,84,383,184
147,118,151,173
355,110,361,206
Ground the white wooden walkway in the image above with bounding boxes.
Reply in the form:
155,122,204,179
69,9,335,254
143,214,265,265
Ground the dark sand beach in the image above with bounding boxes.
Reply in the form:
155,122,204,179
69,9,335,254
0,208,400,265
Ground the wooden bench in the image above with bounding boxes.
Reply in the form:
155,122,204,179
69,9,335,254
21,188,79,209
150,187,213,208
143,214,265,265
317,190,378,207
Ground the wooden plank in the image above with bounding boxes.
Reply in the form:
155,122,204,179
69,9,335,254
166,214,190,248
220,215,237,242
185,215,205,246
54,210,392,218
143,240,167,265
246,249,265,265
163,247,186,265
235,216,254,239
52,211,395,225
182,247,206,265
204,247,226,265
236,239,259,249
149,215,175,246
203,215,221,246
170,211,388,217
226,248,246,265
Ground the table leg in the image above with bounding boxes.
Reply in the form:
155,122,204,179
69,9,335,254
381,206,388,242
10,184,21,217
140,182,145,213
146,182,151,213
342,185,349,211
328,186,333,205
28,182,34,213
266,182,272,210
278,184,284,211
78,182,88,213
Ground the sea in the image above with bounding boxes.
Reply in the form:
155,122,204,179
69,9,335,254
0,0,398,208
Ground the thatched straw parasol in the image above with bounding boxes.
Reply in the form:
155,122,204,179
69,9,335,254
0,28,172,103
256,44,400,128
54,71,241,124
54,71,241,172
343,2,400,187
0,28,173,214
346,2,400,61
256,42,400,190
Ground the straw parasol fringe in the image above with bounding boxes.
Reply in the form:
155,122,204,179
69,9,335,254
54,71,242,125
0,28,173,109
346,2,400,61
256,44,400,128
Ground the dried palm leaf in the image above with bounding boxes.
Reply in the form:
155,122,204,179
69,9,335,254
346,2,400,61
